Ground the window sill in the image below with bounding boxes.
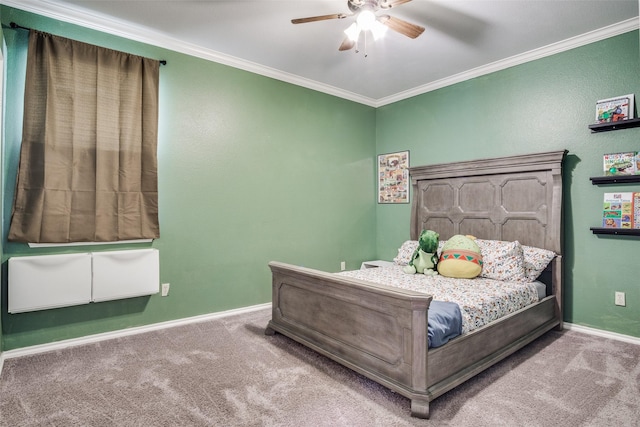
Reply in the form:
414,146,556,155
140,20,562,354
28,239,153,248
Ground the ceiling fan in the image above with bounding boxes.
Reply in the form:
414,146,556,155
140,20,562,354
292,0,425,52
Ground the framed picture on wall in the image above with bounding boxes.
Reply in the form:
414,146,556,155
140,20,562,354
378,151,409,204
595,94,635,123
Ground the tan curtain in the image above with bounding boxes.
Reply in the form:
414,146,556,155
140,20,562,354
8,30,160,243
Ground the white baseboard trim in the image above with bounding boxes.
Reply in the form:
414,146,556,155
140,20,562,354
564,322,640,346
2,309,637,379
0,303,272,369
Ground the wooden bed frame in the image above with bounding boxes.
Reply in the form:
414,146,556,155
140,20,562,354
265,150,566,418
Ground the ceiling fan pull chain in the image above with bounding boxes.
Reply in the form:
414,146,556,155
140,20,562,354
364,32,368,58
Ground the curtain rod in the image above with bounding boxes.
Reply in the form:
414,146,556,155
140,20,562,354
8,22,167,65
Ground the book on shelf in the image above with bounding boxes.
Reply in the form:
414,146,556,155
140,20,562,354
603,152,639,176
635,193,640,230
602,192,640,229
596,94,635,123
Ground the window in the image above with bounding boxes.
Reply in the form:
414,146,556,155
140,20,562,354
8,30,160,243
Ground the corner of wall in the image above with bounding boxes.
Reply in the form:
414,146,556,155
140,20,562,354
0,22,6,355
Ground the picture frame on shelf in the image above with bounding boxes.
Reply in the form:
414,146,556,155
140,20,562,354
595,94,635,123
377,150,409,204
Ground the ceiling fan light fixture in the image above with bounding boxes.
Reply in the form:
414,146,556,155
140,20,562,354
356,10,376,30
293,0,423,52
344,22,361,42
371,20,388,40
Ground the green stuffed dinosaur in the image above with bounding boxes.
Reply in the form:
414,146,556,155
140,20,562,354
403,229,439,276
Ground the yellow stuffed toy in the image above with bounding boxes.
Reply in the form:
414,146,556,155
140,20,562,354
437,235,483,279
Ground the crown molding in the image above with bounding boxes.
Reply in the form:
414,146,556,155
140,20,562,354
1,0,379,107
375,17,639,107
1,0,637,108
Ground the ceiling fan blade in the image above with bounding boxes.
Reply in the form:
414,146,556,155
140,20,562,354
380,0,414,9
379,15,425,39
291,13,348,24
339,37,356,51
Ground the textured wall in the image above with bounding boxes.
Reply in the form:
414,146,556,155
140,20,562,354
375,31,640,338
0,13,5,353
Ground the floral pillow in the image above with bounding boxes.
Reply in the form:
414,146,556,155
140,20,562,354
475,239,526,281
522,245,556,282
393,240,418,265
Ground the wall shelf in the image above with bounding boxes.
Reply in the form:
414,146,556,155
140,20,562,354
588,118,640,133
590,227,640,236
590,175,640,185
589,113,640,236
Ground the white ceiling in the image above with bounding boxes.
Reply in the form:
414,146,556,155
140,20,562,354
6,0,640,106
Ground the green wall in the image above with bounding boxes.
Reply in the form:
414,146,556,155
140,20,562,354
0,7,377,350
0,10,5,354
1,6,638,351
376,30,640,338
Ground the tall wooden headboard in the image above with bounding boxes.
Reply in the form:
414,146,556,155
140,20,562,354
409,151,567,255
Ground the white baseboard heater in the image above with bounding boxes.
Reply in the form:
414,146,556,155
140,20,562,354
8,249,159,313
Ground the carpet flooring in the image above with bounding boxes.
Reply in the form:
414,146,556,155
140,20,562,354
1,307,638,426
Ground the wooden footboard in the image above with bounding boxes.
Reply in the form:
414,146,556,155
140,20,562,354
266,259,561,419
265,261,434,416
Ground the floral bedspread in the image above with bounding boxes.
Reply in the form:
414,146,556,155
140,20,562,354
338,265,539,334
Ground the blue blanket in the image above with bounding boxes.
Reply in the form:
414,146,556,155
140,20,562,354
428,301,462,348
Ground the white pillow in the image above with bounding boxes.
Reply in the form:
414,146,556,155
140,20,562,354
475,239,526,281
393,240,418,265
522,245,556,282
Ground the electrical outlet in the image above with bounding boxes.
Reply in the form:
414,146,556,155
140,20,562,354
161,283,170,297
340,261,346,271
614,291,626,306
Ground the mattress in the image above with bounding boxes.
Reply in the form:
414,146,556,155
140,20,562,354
338,265,541,337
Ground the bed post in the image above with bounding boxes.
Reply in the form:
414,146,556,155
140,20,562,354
552,255,563,331
411,400,430,419
410,303,429,418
